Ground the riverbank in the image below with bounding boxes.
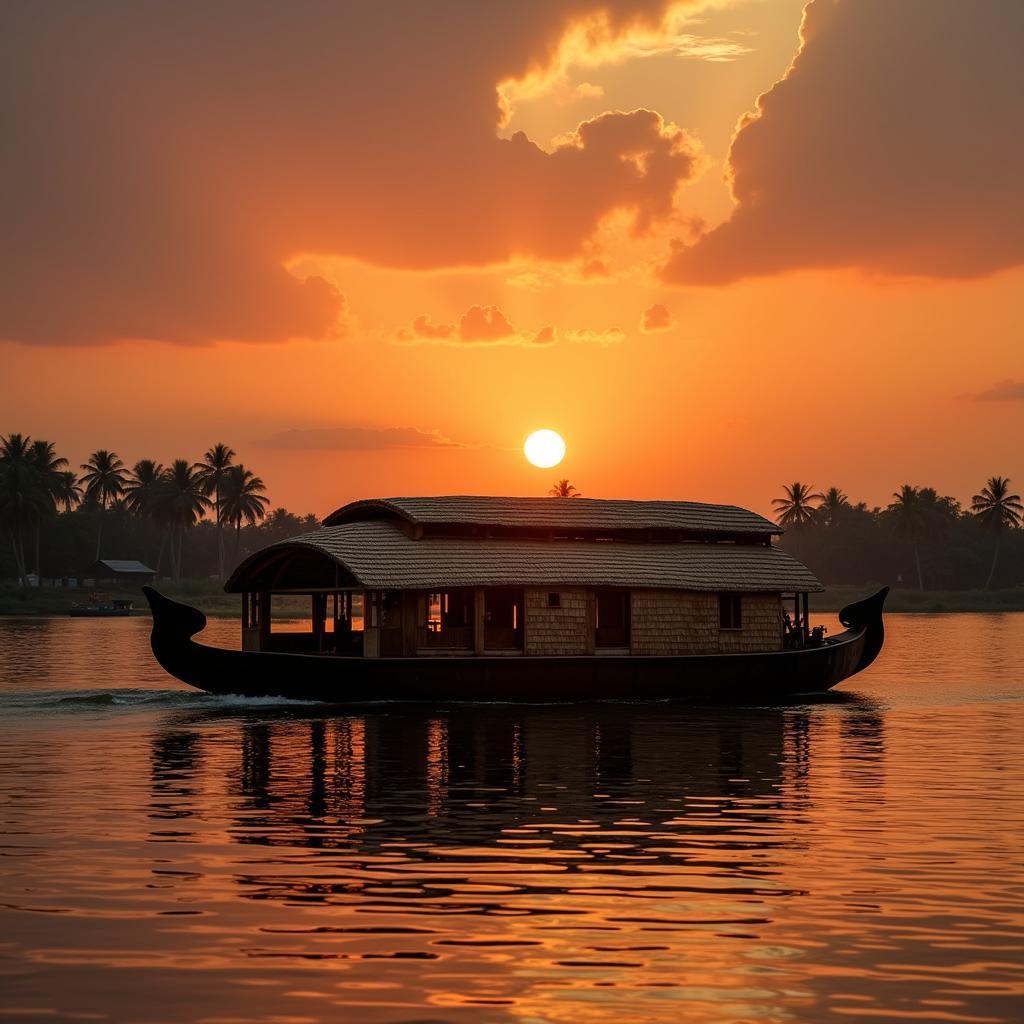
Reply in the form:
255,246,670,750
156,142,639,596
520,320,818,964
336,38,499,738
3,581,1024,617
812,585,1024,613
0,582,308,618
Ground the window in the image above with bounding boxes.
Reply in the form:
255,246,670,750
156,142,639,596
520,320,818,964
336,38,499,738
719,592,742,630
547,592,561,608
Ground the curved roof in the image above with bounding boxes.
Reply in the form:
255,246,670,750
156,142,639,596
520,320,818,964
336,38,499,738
323,495,781,536
226,520,821,593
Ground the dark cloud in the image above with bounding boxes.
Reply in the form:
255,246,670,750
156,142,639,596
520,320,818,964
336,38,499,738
640,303,672,332
967,380,1024,402
663,0,1024,285
408,305,552,346
253,426,466,450
1,1,702,346
458,305,516,342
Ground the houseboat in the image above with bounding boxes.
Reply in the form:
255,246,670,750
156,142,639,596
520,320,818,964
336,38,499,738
144,495,888,702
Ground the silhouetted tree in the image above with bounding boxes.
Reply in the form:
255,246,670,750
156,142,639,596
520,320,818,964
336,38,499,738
158,460,211,581
549,479,581,498
197,443,236,579
772,482,821,528
816,486,850,527
29,440,77,581
221,465,270,559
80,449,128,559
887,485,929,591
124,460,167,572
0,433,48,584
971,476,1023,589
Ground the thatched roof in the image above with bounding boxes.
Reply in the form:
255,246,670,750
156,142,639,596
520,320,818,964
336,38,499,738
225,520,822,593
323,495,780,537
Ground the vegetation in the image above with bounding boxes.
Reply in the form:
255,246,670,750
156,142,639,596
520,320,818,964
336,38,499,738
2,431,1023,611
970,477,1023,589
772,481,820,528
775,479,1024,593
549,479,581,498
0,434,278,588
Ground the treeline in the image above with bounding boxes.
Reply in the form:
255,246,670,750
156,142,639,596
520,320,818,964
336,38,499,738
775,481,1024,591
0,435,311,584
4,432,1023,591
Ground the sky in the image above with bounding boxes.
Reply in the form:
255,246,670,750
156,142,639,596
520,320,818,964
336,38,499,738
2,0,1022,520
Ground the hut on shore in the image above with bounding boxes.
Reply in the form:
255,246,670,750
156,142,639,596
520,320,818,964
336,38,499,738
80,559,157,588
224,496,822,658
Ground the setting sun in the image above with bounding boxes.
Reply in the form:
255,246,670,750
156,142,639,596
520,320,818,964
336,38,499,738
524,429,566,469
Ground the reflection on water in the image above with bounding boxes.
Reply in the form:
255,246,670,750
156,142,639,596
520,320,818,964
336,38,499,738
1,614,1023,1023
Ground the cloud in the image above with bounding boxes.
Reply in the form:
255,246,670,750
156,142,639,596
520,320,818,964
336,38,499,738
458,305,516,342
640,303,672,332
253,426,466,451
663,0,1024,285
408,305,554,347
1,2,705,346
967,380,1024,402
566,327,627,346
574,82,605,101
411,315,456,341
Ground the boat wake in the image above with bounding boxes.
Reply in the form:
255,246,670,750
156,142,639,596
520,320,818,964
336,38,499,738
0,687,325,714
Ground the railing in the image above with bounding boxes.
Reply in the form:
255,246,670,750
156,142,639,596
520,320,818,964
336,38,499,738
417,626,474,649
484,626,523,651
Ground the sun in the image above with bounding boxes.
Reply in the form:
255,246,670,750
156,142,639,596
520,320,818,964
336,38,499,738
524,429,566,469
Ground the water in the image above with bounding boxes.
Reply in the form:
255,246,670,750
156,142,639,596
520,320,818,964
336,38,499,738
1,613,1023,1023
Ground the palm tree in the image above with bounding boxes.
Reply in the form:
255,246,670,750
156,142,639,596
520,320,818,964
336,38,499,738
549,479,581,498
772,482,821,528
157,460,212,582
887,484,927,591
123,460,166,517
124,459,167,572
79,450,128,559
196,443,236,579
221,465,270,560
0,433,49,585
28,440,75,582
817,486,849,527
970,476,1023,589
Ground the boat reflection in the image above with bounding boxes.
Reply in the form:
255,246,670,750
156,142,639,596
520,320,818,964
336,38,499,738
149,702,887,904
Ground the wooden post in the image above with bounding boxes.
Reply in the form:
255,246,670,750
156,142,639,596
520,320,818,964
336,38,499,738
312,593,325,651
363,590,380,658
802,592,810,644
474,588,485,655
258,591,271,651
401,591,418,656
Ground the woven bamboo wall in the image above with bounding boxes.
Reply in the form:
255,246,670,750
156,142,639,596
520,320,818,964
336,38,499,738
718,593,783,653
524,587,592,656
630,591,782,655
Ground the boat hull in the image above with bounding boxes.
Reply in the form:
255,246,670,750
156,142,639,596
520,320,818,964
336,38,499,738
142,586,888,703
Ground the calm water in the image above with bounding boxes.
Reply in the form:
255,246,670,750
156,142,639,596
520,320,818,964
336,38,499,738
1,613,1022,1024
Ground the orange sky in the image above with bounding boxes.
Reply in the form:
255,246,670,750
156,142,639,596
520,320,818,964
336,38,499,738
2,0,1022,520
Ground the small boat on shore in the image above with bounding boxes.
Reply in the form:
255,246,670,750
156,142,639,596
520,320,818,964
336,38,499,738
70,595,134,618
144,495,888,703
